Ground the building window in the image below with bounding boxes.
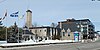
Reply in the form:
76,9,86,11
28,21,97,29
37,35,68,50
62,29,65,36
35,30,37,33
83,27,87,29
83,22,87,24
40,30,41,32
28,37,30,40
31,36,33,40
53,29,55,35
50,28,52,36
25,38,26,41
68,32,70,36
44,30,46,32
30,30,32,32
63,32,65,36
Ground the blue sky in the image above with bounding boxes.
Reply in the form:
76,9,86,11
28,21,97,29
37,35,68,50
0,0,100,31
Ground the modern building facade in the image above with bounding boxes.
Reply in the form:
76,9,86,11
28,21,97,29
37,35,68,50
57,19,95,40
26,10,32,28
30,26,58,40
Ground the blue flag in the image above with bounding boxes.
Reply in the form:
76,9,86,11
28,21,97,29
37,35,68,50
10,11,19,17
13,11,19,14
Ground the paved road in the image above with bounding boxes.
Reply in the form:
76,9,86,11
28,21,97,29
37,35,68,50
0,42,100,50
0,39,100,50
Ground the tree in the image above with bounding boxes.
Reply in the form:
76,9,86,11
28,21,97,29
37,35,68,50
0,26,6,40
7,22,20,43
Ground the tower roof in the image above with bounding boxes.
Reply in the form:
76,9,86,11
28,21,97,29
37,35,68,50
26,10,32,13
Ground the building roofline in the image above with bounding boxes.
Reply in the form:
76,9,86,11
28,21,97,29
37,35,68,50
29,26,58,29
76,19,91,22
58,19,91,23
26,10,32,13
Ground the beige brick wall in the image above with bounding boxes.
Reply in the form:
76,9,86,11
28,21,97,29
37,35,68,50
30,28,47,37
26,11,32,27
62,32,74,40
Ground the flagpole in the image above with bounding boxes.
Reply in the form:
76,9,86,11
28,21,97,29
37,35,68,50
5,10,7,43
5,17,7,43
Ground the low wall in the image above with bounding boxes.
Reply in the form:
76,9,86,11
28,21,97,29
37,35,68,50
0,41,7,44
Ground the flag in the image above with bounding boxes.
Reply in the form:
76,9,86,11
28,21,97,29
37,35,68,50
2,10,7,20
13,11,19,14
10,11,19,17
0,18,2,21
10,14,18,17
2,16,5,20
4,10,7,16
19,14,24,19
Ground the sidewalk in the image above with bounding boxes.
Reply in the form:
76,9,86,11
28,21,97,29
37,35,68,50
0,40,76,48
